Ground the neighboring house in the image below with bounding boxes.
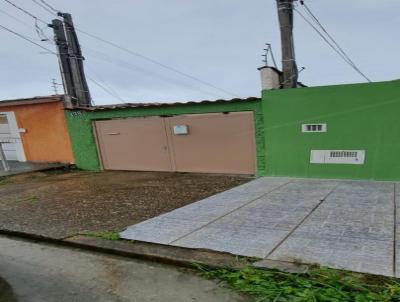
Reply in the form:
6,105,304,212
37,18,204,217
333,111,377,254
66,98,265,175
0,95,74,164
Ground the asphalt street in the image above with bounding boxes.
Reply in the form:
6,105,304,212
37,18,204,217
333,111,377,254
0,236,248,302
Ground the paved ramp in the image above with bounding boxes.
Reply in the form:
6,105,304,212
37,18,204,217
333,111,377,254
121,177,397,277
0,161,67,177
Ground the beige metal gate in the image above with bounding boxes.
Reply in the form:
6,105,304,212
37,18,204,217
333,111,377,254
95,117,172,171
95,112,256,174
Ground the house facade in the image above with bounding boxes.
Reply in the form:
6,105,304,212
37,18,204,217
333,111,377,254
66,98,265,175
0,96,74,164
64,79,400,180
262,79,400,180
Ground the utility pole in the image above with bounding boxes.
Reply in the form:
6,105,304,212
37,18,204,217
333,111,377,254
49,19,75,107
60,13,92,107
276,0,298,88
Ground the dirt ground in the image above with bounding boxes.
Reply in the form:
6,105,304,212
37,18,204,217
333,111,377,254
0,170,250,239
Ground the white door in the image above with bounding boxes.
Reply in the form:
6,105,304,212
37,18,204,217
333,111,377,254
0,112,26,161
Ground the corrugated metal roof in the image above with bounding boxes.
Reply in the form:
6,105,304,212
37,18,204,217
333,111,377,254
0,95,64,107
69,97,260,111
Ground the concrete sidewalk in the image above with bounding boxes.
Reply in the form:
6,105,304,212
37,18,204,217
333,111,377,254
121,177,398,277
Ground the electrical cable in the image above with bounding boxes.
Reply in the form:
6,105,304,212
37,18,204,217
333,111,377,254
0,23,56,54
77,29,239,98
87,76,124,104
3,1,209,102
0,7,35,30
30,0,55,15
295,4,371,82
34,18,51,42
38,0,58,13
302,3,356,65
0,1,53,42
2,0,53,44
85,66,126,103
85,48,223,99
294,7,371,83
2,0,240,98
300,3,371,82
2,0,48,25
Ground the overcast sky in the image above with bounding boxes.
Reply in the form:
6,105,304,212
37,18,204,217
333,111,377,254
0,0,399,104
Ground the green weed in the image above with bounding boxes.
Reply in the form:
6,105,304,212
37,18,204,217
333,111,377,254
12,194,38,203
196,265,400,301
0,176,9,186
82,231,121,241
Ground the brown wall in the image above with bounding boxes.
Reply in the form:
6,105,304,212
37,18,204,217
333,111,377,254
0,101,74,163
95,112,256,174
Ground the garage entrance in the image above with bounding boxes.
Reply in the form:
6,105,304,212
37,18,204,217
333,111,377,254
95,112,256,174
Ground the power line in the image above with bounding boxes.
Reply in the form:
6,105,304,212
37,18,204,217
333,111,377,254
300,4,370,80
34,18,51,42
0,7,35,29
30,0,55,15
2,0,55,44
85,66,126,103
2,0,239,97
0,23,56,54
77,29,240,98
1,1,53,42
2,0,48,25
294,9,348,65
302,4,353,61
87,76,124,104
85,48,223,98
38,0,58,13
294,7,371,83
300,3,371,82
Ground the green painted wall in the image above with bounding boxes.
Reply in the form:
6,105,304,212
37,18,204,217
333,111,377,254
66,100,266,175
262,80,400,180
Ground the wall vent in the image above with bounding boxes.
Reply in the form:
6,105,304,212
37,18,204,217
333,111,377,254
302,123,327,133
310,150,365,165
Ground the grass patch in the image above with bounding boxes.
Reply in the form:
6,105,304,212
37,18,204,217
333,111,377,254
82,231,121,241
12,194,38,203
0,176,9,186
196,265,400,301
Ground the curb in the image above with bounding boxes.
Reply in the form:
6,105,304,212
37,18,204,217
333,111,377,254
0,229,254,270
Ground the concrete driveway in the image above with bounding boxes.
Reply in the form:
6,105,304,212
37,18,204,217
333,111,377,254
121,177,398,277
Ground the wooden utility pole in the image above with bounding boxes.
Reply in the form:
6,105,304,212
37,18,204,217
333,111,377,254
49,19,75,107
60,13,92,107
276,0,298,88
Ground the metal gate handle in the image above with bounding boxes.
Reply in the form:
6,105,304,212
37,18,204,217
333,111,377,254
107,133,121,136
